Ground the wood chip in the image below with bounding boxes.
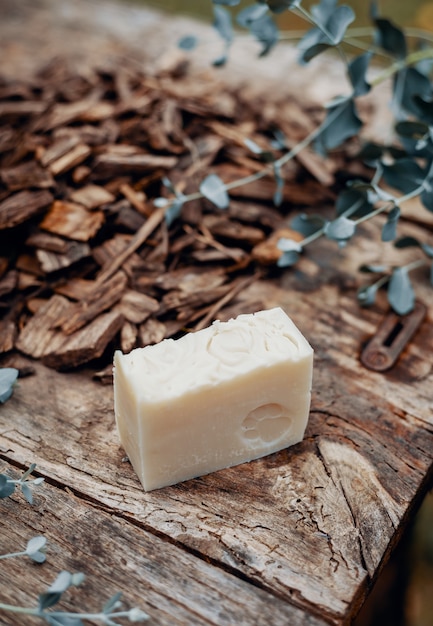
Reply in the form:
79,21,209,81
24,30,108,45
0,319,16,353
48,143,91,176
55,271,127,335
35,243,91,273
69,184,115,209
42,309,124,370
0,58,366,372
116,290,159,324
138,317,166,346
92,153,177,177
40,200,104,241
1,161,54,190
16,293,124,369
0,190,53,230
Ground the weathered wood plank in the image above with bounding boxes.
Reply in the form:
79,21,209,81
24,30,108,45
0,462,326,626
2,275,432,625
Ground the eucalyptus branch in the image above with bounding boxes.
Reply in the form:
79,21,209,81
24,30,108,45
0,542,149,624
0,462,44,503
0,600,148,624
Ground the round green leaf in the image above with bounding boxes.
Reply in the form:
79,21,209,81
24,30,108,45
200,174,229,209
0,368,18,404
0,474,15,498
387,267,415,315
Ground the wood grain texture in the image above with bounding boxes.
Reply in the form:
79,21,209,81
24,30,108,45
0,464,326,626
1,2,433,624
1,236,432,624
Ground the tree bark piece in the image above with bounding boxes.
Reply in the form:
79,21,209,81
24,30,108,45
39,200,105,241
0,189,53,229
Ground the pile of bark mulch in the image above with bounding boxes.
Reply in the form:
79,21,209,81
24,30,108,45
0,55,354,380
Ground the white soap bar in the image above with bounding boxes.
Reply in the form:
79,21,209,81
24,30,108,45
113,307,313,491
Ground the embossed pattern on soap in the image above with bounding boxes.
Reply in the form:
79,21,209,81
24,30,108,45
125,310,307,401
114,307,314,491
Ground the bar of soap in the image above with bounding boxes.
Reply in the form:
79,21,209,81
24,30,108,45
113,307,313,491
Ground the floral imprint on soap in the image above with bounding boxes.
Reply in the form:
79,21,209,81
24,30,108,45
242,403,293,445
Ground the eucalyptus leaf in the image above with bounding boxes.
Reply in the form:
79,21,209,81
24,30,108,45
356,141,384,164
177,35,198,51
273,163,284,206
213,6,233,43
128,607,150,622
382,158,425,194
103,591,123,613
277,237,302,253
374,17,407,58
316,96,362,152
348,52,371,97
199,174,229,209
267,0,300,12
153,197,169,208
387,267,415,315
395,236,433,258
357,282,379,307
291,213,325,236
165,197,185,227
397,68,432,118
381,205,400,242
395,120,430,141
29,549,47,564
300,41,331,64
21,462,37,481
39,591,64,611
71,573,86,587
0,474,15,499
421,188,433,212
249,13,279,56
298,3,354,63
394,235,420,249
310,0,338,25
26,535,47,556
0,367,18,404
421,243,433,258
244,138,264,154
48,571,74,595
324,215,356,242
212,0,240,5
359,264,388,273
21,482,33,505
212,51,230,67
335,188,372,218
324,5,355,44
277,250,300,267
236,3,269,27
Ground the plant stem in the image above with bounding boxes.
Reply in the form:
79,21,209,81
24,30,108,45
0,551,26,560
370,47,433,87
0,602,147,623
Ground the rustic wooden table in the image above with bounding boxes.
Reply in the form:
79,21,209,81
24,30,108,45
1,2,433,625
1,226,432,626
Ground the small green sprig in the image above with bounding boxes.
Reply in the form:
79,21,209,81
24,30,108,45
0,535,47,563
173,0,433,314
0,462,45,504
0,568,149,625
